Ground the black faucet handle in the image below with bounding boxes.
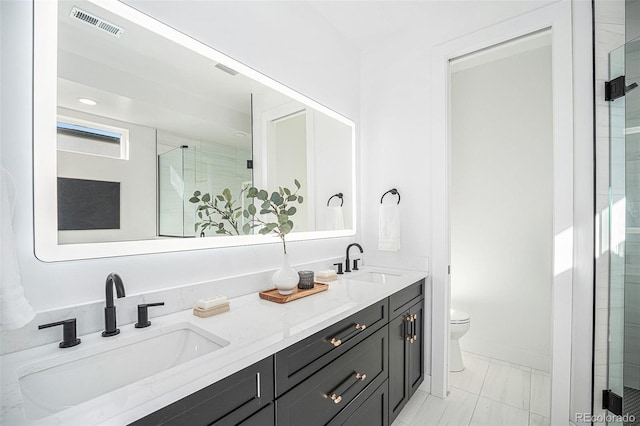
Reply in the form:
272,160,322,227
135,302,165,328
39,318,81,348
353,259,360,271
333,262,344,275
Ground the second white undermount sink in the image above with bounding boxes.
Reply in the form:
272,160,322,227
350,270,403,284
17,322,229,421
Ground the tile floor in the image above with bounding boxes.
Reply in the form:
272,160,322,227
393,352,551,426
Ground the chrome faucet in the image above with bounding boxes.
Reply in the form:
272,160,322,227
102,273,126,337
345,243,363,273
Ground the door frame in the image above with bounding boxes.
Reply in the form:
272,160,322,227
430,1,576,422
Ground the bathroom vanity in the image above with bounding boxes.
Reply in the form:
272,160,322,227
132,279,425,426
0,269,428,425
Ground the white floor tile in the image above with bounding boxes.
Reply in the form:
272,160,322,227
529,413,550,426
410,388,478,426
480,360,531,410
470,396,529,426
397,390,430,424
449,353,491,395
529,370,551,417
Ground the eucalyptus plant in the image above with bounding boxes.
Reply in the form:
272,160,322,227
243,180,303,254
189,188,244,236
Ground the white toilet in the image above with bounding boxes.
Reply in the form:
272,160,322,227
450,309,471,372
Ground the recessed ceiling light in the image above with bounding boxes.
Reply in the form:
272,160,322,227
234,132,246,137
78,98,98,106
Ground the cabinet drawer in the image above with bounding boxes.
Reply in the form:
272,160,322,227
130,356,274,426
389,279,425,318
276,325,388,426
275,299,387,396
237,403,274,426
328,380,388,426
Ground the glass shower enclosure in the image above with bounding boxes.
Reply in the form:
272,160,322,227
158,145,252,238
608,36,640,425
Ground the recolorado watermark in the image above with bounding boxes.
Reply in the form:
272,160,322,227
575,413,636,423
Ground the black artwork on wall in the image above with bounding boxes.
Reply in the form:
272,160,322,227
57,178,120,230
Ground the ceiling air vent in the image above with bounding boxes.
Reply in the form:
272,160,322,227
214,63,239,76
70,7,124,38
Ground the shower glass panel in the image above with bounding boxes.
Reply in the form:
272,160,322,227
608,36,640,425
158,145,252,238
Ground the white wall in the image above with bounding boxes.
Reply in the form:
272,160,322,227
360,0,594,418
0,0,360,312
450,42,553,371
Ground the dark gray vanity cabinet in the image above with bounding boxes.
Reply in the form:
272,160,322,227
129,356,274,426
275,326,388,425
129,278,426,426
389,280,426,424
274,299,388,397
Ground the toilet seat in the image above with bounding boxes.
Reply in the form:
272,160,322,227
450,310,470,324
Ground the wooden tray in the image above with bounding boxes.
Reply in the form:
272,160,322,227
259,283,328,304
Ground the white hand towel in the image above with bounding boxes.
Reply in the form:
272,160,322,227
325,206,345,231
378,204,400,251
1,168,35,330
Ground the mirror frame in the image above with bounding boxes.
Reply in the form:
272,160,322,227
33,0,356,261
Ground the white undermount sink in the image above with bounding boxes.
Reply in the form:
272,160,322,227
350,270,403,284
17,322,229,421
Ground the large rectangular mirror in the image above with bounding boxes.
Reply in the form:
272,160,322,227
34,0,356,261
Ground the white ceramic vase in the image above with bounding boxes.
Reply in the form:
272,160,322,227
272,253,299,295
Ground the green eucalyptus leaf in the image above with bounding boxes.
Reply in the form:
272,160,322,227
248,204,257,215
198,212,203,219
243,210,250,218
216,229,227,234
270,192,283,205
247,187,258,198
235,211,242,219
266,223,278,231
279,186,284,196
189,196,200,203
287,206,297,216
284,187,291,196
223,188,232,202
298,196,304,203
287,195,297,202
259,227,271,235
242,223,251,234
202,193,211,202
260,209,271,215
257,190,268,201
294,179,301,189
216,195,225,202
193,190,201,197
218,223,224,230
261,200,271,210
278,213,288,225
280,222,292,234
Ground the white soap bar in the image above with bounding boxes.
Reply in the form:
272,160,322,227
317,269,338,278
195,296,227,310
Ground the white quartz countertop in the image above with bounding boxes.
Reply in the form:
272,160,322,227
1,266,428,425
